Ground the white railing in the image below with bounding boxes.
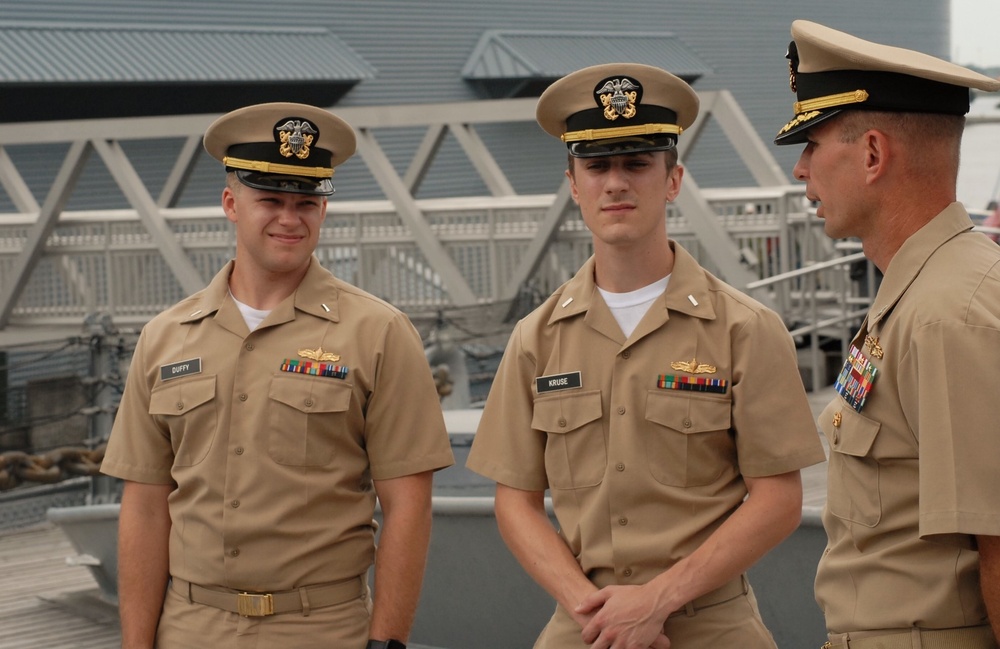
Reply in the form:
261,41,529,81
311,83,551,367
0,186,861,330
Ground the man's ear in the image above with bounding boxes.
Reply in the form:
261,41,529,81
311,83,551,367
862,129,890,185
222,186,238,224
566,168,580,205
665,164,684,202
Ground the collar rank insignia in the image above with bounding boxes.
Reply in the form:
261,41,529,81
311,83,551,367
596,77,639,121
834,344,879,413
276,119,317,160
670,358,717,374
298,347,340,362
864,335,884,359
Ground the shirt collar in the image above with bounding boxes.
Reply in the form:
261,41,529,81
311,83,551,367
179,256,341,327
868,202,973,328
546,241,718,326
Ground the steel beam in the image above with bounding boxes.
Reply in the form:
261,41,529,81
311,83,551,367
354,129,478,306
447,123,515,197
0,146,40,213
93,139,205,295
158,135,204,208
0,140,91,327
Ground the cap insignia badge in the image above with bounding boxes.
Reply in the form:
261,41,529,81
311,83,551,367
670,358,717,374
596,77,639,121
786,42,799,93
864,335,883,359
298,346,340,362
276,119,318,160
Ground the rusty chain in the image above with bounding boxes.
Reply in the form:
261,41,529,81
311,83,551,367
0,444,106,491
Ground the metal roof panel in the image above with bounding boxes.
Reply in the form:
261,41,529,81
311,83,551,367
0,22,377,83
463,30,713,81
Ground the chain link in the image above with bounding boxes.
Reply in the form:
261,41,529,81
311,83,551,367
0,444,106,491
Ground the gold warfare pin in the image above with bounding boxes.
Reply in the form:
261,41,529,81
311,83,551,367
669,358,717,374
864,335,884,359
298,347,340,362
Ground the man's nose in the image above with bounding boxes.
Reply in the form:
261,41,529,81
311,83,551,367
792,156,808,181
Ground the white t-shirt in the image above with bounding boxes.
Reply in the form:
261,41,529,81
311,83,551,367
230,293,271,332
597,275,670,338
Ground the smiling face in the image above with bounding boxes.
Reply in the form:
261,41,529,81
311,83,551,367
223,177,327,282
568,151,682,252
792,117,871,240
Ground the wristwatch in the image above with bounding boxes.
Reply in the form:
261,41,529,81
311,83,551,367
365,640,405,649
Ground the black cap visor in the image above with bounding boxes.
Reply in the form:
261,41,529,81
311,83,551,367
774,107,845,145
569,133,678,158
235,170,334,196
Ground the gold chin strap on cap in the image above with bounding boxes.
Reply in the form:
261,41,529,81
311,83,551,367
223,156,334,179
793,89,869,115
562,123,681,143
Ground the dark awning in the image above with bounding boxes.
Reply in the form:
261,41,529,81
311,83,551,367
0,22,377,120
462,30,713,98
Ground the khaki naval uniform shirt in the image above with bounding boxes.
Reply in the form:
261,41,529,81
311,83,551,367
102,257,454,592
816,203,1000,634
467,243,825,635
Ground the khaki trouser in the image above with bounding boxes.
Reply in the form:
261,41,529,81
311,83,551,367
823,625,998,649
155,579,372,649
534,576,776,649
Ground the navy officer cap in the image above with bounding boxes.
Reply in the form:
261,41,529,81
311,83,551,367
536,63,699,158
203,102,356,195
775,20,1000,145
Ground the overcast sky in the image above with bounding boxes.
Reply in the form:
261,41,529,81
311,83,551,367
952,0,1000,68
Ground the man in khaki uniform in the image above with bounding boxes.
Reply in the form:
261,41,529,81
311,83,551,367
101,102,454,649
466,63,827,649
773,20,1000,648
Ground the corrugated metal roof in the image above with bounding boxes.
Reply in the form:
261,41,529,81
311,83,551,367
463,30,713,81
0,21,377,83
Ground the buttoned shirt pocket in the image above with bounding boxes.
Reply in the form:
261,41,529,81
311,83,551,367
267,374,353,467
149,375,217,467
532,389,605,489
821,403,882,528
644,390,734,487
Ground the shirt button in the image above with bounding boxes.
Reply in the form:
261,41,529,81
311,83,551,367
616,463,625,472
621,350,631,359
245,343,254,351
618,517,628,526
230,548,240,558
304,399,314,408
558,418,567,427
176,403,183,411
239,393,248,402
623,568,633,577
231,499,240,508
617,406,626,415
235,447,244,455
682,417,692,428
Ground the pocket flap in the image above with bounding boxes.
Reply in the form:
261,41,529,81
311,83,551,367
823,405,880,457
531,389,602,434
149,375,216,416
269,374,352,414
645,391,731,433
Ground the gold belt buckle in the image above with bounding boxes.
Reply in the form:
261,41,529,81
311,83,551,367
237,592,274,617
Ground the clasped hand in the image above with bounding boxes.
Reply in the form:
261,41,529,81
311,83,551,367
574,584,673,649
